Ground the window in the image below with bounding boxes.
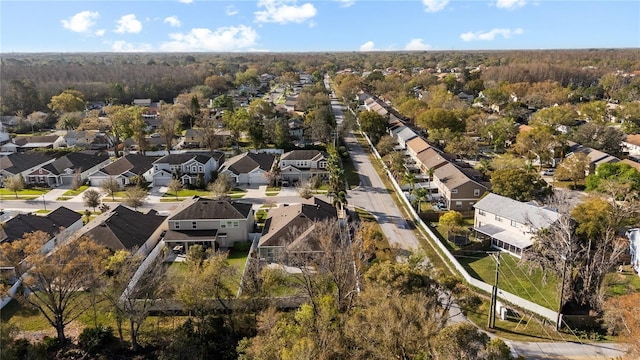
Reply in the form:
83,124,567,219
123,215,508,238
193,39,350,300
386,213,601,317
474,189,481,196
478,209,486,216
191,166,197,173
511,220,517,227
451,189,458,194
192,221,197,229
455,201,462,208
198,166,204,172
495,215,502,222
220,222,226,229
175,222,180,229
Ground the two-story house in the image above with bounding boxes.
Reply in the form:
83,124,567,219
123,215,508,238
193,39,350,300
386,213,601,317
163,196,254,251
432,162,488,211
152,152,224,187
473,193,560,257
279,149,329,185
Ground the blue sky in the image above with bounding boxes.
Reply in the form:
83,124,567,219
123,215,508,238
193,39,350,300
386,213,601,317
1,0,639,53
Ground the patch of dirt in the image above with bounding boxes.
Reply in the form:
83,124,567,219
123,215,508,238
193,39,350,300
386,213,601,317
14,321,83,343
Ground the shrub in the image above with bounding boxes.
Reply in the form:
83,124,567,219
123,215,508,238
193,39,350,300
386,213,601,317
78,325,118,355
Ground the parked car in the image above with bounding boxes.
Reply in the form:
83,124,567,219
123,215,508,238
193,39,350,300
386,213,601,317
540,169,555,176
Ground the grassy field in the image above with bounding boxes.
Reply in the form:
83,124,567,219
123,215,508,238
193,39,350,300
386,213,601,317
343,153,361,190
456,251,560,310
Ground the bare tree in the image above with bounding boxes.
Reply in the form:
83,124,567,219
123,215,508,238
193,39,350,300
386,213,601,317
208,173,234,200
100,177,120,201
123,186,146,211
167,179,183,201
3,175,24,198
103,249,167,351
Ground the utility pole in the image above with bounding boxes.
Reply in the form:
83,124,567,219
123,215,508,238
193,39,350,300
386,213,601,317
488,251,500,329
557,254,568,331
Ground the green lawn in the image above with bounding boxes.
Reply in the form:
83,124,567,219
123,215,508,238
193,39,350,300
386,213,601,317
0,299,51,331
33,209,52,214
63,185,89,196
602,265,640,297
456,251,560,310
161,189,211,198
0,187,49,200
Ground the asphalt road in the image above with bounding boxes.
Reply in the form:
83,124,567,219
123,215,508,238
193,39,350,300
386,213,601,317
343,133,421,251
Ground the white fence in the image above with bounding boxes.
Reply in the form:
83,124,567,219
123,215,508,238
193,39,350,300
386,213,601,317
360,130,558,323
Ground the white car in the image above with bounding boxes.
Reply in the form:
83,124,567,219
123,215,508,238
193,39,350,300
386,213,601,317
540,169,555,176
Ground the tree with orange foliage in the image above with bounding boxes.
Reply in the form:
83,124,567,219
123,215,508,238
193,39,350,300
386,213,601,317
603,292,640,358
0,231,110,345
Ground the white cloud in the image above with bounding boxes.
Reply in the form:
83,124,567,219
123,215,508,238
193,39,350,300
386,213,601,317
226,5,239,16
255,0,317,24
496,0,526,9
115,14,142,34
422,0,449,13
337,0,355,7
95,29,105,36
164,16,181,27
111,40,152,52
405,38,432,51
359,41,376,51
178,0,193,4
61,11,100,33
160,25,258,51
460,28,523,41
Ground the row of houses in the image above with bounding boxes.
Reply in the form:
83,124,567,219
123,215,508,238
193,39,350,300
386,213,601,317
0,193,347,310
0,148,331,189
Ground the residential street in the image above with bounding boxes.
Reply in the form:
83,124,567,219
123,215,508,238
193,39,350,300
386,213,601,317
343,133,421,251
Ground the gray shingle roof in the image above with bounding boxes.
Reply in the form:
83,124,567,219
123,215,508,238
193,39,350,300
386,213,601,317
102,154,156,176
474,193,560,229
222,152,275,175
0,153,53,174
81,205,166,251
0,206,81,243
169,197,253,221
280,150,327,162
259,197,337,247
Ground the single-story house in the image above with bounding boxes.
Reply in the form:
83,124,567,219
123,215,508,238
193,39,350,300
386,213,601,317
88,154,156,187
75,204,166,256
26,151,110,187
258,197,339,263
218,152,276,185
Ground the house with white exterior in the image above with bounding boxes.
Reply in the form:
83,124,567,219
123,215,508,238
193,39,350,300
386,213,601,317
88,154,156,187
279,149,328,184
13,135,65,150
152,152,224,187
622,134,640,157
164,196,254,250
473,193,560,257
218,152,276,185
626,228,640,276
